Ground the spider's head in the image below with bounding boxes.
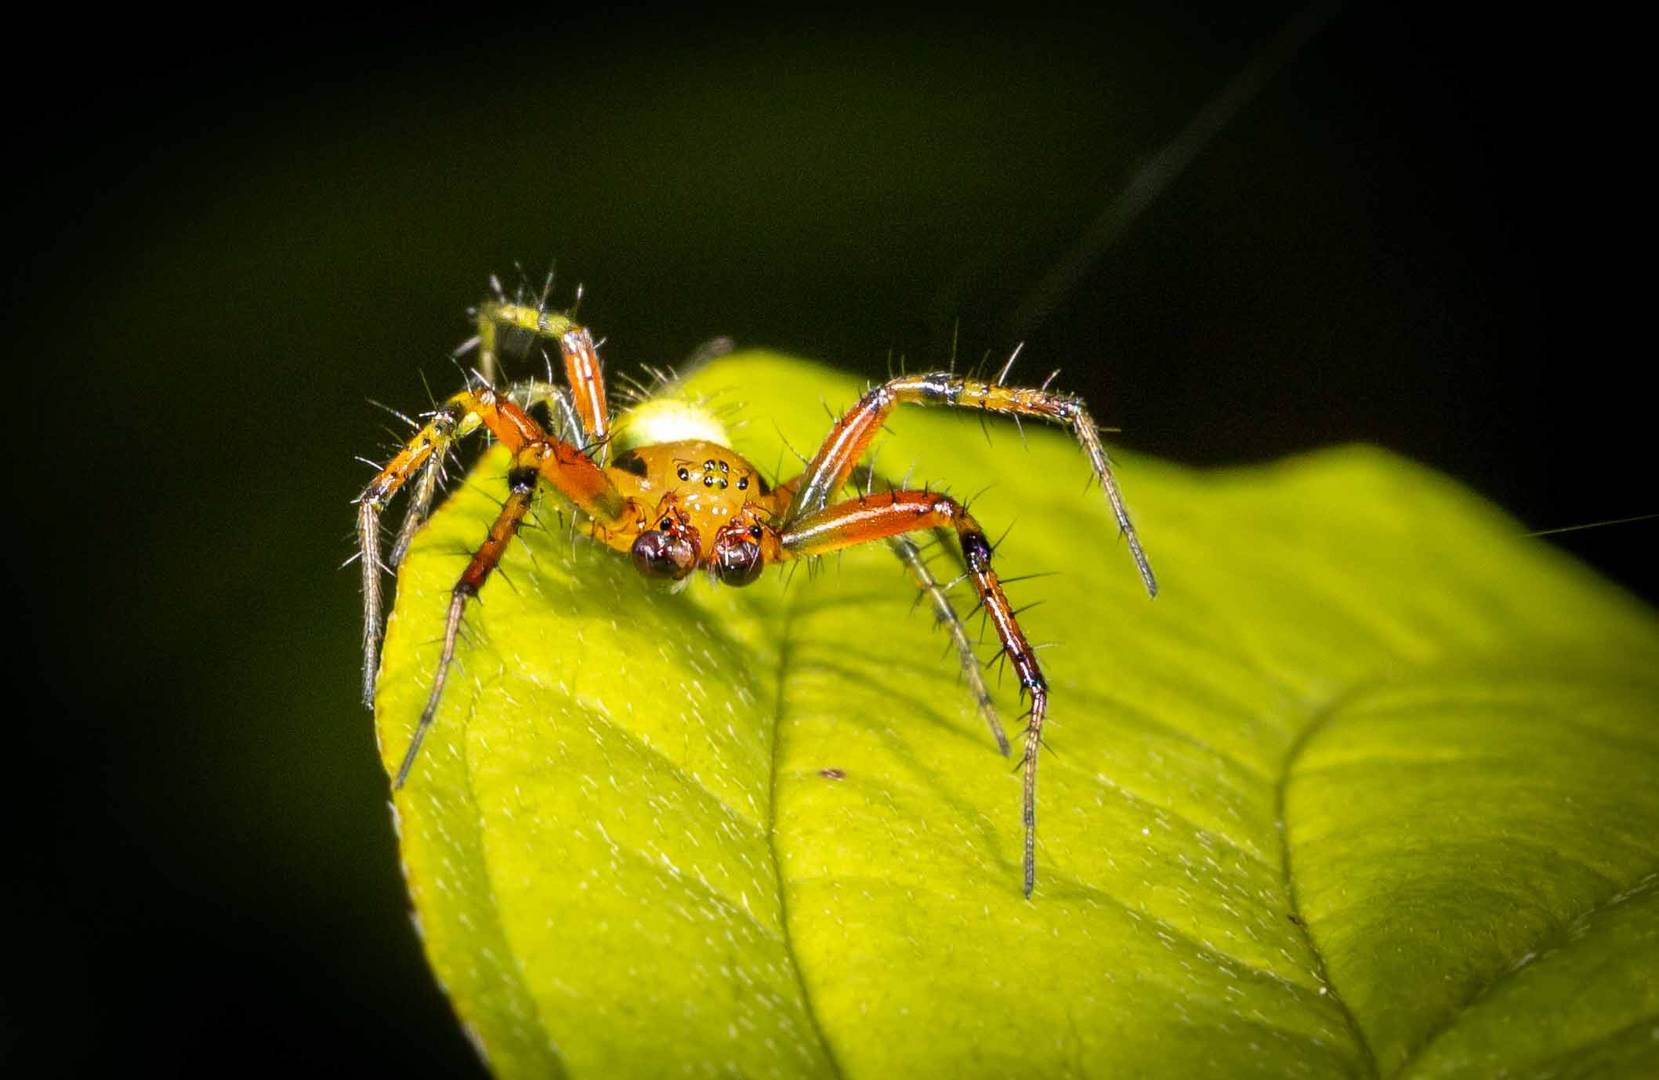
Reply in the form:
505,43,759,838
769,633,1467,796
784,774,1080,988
631,511,699,583
710,522,766,587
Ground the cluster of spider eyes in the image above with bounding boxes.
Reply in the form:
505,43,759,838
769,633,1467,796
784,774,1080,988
655,516,762,542
675,459,749,491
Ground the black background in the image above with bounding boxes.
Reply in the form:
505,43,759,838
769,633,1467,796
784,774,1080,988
6,4,1652,1074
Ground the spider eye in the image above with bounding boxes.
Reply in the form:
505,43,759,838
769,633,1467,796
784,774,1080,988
631,530,696,581
712,528,764,587
748,525,763,540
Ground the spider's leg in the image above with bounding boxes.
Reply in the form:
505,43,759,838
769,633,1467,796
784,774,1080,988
358,388,550,707
505,379,585,444
779,490,1048,897
393,457,540,789
389,452,445,570
390,379,587,568
476,302,611,456
784,373,1156,597
889,534,1008,756
842,464,1006,754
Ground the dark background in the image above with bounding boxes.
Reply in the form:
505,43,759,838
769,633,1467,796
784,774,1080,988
6,4,1652,1074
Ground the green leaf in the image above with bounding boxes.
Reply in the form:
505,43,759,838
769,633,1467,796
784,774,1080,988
374,352,1659,1078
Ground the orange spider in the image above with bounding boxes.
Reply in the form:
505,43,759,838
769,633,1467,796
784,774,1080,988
357,289,1157,897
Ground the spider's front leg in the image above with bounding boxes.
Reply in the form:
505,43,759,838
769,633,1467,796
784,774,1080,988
786,372,1157,597
778,491,1049,897
385,379,591,572
393,455,538,788
356,388,625,710
357,388,544,707
369,420,627,788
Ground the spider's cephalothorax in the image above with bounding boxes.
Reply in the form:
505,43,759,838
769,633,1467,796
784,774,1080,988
601,439,781,587
357,292,1157,897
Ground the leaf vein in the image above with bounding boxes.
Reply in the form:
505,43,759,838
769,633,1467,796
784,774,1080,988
1398,868,1659,1076
766,591,844,1078
1278,687,1381,1078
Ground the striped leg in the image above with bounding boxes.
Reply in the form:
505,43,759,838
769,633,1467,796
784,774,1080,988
358,388,540,706
781,490,1050,897
393,457,540,788
357,388,624,709
839,466,1007,755
785,373,1156,598
888,534,1008,756
387,379,585,570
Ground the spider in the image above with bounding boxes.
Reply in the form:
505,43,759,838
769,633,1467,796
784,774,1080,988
356,288,1157,897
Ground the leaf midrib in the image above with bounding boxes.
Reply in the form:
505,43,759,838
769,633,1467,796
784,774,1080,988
766,581,844,1079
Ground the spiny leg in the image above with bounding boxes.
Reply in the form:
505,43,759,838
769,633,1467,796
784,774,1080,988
389,450,447,570
785,372,1157,597
841,464,1008,754
358,388,538,706
394,434,631,786
358,387,623,709
388,379,585,569
475,301,611,454
394,459,540,788
505,379,585,444
780,490,1049,897
888,534,1009,756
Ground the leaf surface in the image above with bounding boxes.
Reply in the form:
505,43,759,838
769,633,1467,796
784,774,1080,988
375,353,1659,1078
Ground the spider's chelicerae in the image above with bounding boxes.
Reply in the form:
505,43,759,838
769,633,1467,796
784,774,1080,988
357,288,1157,897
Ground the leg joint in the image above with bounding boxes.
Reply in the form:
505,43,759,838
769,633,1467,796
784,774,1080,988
506,465,539,493
917,373,959,403
960,528,993,572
